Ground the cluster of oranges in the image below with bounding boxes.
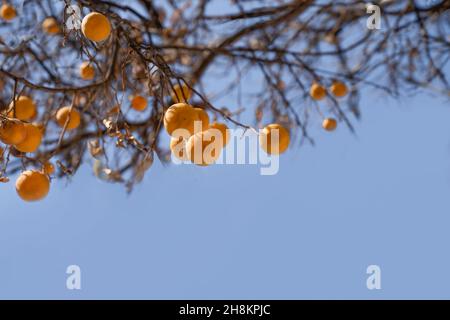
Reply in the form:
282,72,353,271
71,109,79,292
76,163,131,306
163,85,230,166
0,97,83,202
164,84,291,165
0,6,113,202
309,81,348,132
163,80,349,166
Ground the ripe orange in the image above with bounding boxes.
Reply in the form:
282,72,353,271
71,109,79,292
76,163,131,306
15,170,50,202
0,4,16,21
322,118,337,131
130,95,148,111
42,17,60,34
81,12,111,42
209,122,230,147
259,123,290,155
79,62,95,80
310,83,326,100
193,108,209,132
163,103,197,136
56,106,81,130
8,96,37,121
14,123,42,153
171,84,192,103
0,119,27,145
186,129,222,166
330,81,348,97
43,162,55,175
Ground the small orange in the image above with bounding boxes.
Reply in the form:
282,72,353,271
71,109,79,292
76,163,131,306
81,12,111,42
15,170,50,202
171,84,192,103
42,17,60,34
0,119,27,145
259,124,290,155
55,106,81,130
322,118,337,131
43,162,55,175
310,83,326,100
193,108,209,132
0,4,16,21
14,123,43,153
330,81,348,97
79,62,95,80
130,95,148,111
8,96,37,121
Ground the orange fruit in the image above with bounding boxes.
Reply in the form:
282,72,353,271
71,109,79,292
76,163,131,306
193,108,209,132
259,123,290,155
43,162,55,175
14,123,42,153
42,17,60,34
130,95,148,111
330,81,348,97
81,12,111,42
0,119,27,145
56,106,81,130
8,96,37,121
15,170,50,202
310,83,326,100
209,122,230,147
322,118,337,131
163,104,211,136
0,4,16,21
186,129,222,166
163,103,197,136
79,62,95,80
171,84,192,103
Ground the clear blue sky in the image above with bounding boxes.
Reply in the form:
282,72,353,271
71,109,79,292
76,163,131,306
1,90,449,299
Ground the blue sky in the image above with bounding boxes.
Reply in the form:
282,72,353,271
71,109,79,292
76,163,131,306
1,0,449,300
1,89,449,299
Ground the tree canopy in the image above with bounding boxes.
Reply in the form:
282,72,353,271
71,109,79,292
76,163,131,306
0,0,449,198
